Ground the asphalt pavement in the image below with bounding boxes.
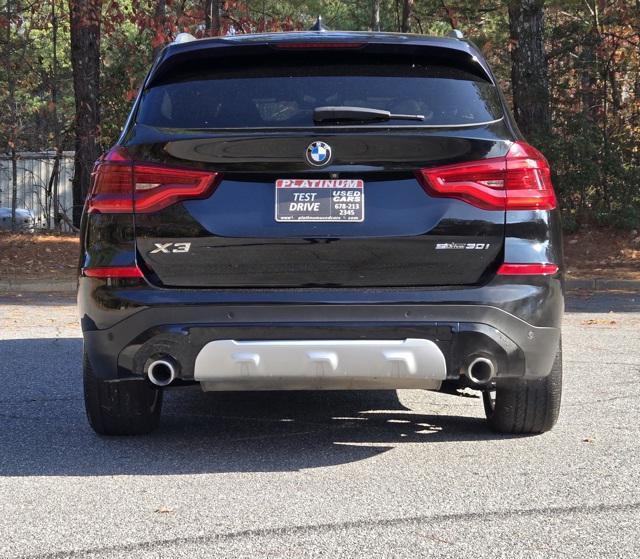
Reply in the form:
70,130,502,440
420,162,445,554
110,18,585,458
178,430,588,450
0,291,638,558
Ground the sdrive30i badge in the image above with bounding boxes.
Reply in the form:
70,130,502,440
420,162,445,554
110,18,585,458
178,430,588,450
435,243,491,250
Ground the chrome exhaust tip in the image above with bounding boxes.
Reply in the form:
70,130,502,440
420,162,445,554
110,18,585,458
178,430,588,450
466,356,496,385
147,358,177,387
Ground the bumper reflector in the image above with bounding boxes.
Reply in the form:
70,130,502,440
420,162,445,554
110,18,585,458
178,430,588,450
83,265,143,278
497,263,559,276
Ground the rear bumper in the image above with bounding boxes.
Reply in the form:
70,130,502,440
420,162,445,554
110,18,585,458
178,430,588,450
79,276,563,386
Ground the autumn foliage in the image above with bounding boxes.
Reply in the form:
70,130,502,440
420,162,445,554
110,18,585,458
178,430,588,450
0,0,638,229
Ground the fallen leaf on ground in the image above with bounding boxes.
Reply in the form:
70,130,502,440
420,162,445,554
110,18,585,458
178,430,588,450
154,506,173,513
581,318,617,326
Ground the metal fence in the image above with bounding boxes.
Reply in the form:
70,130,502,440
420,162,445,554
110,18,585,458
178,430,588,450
0,151,75,231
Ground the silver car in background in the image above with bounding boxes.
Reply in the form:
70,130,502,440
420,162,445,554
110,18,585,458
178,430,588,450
0,208,36,231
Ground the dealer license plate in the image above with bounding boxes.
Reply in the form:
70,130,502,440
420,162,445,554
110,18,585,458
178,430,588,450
275,179,364,222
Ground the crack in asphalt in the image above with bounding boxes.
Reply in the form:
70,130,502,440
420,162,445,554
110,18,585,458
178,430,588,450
564,359,640,367
13,501,640,559
564,393,640,406
0,397,80,404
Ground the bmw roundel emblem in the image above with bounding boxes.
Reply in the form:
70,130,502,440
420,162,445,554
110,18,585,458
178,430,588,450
306,141,332,167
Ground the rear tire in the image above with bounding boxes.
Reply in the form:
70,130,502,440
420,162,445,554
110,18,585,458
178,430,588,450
483,341,562,434
83,351,163,435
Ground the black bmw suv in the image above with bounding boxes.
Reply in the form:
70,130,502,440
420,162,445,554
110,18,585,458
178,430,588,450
78,30,563,436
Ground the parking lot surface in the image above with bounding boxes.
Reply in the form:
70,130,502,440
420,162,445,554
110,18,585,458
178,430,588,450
0,291,639,558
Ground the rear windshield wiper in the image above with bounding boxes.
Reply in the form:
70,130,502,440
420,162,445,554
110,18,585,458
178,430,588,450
313,106,424,124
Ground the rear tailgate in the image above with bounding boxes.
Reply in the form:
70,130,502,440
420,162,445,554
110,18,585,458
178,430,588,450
129,42,510,288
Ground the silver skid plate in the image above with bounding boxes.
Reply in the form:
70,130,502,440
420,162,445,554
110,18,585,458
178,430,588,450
194,339,446,391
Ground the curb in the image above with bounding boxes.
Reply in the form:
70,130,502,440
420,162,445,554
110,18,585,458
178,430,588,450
0,279,77,293
1,278,640,294
566,278,640,290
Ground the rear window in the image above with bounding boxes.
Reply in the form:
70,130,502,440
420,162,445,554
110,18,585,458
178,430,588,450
137,56,503,129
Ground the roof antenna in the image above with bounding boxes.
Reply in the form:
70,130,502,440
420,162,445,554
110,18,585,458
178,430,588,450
309,15,328,31
173,32,197,44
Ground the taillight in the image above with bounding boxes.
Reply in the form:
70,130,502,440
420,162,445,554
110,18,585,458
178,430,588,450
503,143,556,210
416,141,556,211
132,165,219,213
88,149,220,214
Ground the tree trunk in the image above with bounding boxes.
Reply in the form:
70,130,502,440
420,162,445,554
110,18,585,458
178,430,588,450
50,0,62,230
69,0,102,227
440,0,457,30
579,38,596,121
370,0,381,31
205,0,221,36
10,148,18,230
151,0,166,61
4,0,18,229
508,0,550,141
401,0,413,33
